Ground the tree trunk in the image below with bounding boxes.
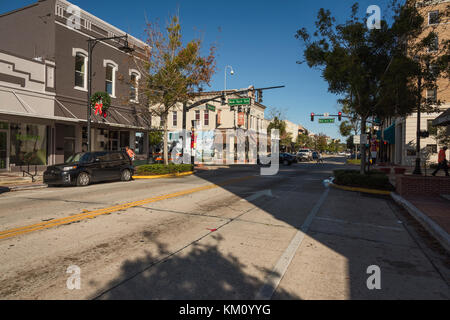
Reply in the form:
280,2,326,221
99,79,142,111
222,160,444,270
163,113,169,165
360,117,367,175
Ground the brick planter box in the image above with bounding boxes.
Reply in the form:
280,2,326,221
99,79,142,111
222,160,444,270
396,175,450,196
379,168,391,174
394,167,407,175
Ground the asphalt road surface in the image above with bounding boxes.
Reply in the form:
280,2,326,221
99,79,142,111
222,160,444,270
0,157,448,299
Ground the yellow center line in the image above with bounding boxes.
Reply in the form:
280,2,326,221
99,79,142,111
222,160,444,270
0,176,255,240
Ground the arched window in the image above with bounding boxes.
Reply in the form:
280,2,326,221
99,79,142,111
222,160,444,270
129,69,141,103
73,49,88,91
103,60,118,97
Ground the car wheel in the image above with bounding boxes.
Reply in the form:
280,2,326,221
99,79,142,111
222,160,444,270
76,172,90,187
121,169,132,181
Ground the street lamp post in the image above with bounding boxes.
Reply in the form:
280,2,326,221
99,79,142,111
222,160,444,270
413,64,423,175
86,34,134,152
224,65,234,93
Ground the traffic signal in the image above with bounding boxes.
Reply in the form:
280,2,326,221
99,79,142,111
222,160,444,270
338,112,342,121
221,93,226,106
311,113,315,122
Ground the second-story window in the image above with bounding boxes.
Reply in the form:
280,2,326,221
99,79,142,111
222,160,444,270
428,35,439,52
428,10,439,25
195,110,200,126
75,53,87,89
130,73,138,102
204,110,209,126
426,88,437,104
173,111,178,127
105,64,114,96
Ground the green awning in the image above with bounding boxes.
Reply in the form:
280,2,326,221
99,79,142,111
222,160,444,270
383,123,395,144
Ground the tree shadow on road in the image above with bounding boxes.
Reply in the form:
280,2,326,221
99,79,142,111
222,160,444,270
92,233,299,300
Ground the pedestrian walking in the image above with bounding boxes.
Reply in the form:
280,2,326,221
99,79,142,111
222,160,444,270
432,146,449,177
125,146,136,162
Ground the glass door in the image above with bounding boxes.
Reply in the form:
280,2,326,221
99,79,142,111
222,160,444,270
0,130,8,170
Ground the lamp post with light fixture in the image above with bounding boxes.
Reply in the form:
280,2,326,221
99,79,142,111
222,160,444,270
86,34,134,152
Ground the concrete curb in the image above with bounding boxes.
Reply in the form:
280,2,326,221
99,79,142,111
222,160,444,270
391,192,450,253
0,184,47,194
330,182,392,195
132,171,194,179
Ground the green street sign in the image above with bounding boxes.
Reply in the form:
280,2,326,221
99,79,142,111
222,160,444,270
206,104,216,112
319,118,335,124
228,98,251,106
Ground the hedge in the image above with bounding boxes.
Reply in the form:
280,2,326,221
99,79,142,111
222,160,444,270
136,164,194,176
346,159,361,165
333,169,395,191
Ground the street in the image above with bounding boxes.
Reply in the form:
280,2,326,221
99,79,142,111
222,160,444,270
0,157,448,300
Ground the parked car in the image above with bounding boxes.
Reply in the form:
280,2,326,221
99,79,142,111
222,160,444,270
43,151,134,187
280,153,296,166
296,149,313,162
257,153,296,166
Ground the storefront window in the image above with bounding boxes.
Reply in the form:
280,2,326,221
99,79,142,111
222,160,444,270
135,132,144,155
10,123,47,165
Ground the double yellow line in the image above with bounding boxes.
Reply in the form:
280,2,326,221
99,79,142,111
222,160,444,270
0,176,254,241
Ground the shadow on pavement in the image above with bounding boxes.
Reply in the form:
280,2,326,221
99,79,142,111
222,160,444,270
94,234,298,300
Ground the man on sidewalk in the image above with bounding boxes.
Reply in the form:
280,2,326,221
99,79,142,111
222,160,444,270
432,146,449,177
125,146,136,162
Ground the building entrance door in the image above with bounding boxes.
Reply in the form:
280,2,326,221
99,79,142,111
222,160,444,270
0,129,9,170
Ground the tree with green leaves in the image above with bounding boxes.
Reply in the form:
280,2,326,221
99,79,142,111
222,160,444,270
139,15,216,165
267,116,293,152
295,2,432,173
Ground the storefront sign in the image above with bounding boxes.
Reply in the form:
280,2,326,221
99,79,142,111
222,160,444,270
238,112,245,126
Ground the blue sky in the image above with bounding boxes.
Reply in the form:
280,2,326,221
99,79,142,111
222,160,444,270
1,0,394,140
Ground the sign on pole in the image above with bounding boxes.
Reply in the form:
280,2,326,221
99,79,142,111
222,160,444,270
353,135,360,144
319,118,335,124
206,104,216,112
228,98,251,106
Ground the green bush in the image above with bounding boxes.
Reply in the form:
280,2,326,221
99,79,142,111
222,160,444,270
346,159,361,165
333,169,394,191
136,164,194,176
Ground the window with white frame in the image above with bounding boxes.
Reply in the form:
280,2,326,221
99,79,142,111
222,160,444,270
426,87,437,103
204,110,209,126
103,60,118,97
105,65,114,95
129,70,141,102
428,35,439,52
74,52,87,90
428,10,439,25
195,110,200,126
172,111,178,127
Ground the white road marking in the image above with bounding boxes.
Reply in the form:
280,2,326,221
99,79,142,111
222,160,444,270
241,189,273,202
255,188,330,300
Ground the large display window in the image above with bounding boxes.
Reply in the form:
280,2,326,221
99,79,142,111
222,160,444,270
10,123,47,165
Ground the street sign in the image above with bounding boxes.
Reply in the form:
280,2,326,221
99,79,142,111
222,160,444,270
206,104,216,112
360,134,368,145
228,98,251,106
319,118,335,124
353,135,360,144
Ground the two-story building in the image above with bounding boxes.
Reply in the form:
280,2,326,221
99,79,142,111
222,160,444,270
0,0,152,171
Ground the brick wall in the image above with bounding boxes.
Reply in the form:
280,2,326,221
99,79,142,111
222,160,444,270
396,175,450,196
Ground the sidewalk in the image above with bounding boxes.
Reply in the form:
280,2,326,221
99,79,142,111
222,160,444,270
0,173,46,194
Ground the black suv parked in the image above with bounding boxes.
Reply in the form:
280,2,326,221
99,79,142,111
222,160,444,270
44,151,134,187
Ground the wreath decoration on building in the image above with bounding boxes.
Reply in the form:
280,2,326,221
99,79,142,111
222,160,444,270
90,91,111,118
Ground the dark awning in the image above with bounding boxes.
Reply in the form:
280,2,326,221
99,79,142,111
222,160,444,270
432,108,450,127
383,123,395,145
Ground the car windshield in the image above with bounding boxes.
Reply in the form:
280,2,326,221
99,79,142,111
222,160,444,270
65,153,92,164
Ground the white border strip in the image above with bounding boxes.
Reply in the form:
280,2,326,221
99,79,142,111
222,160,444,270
255,188,330,300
